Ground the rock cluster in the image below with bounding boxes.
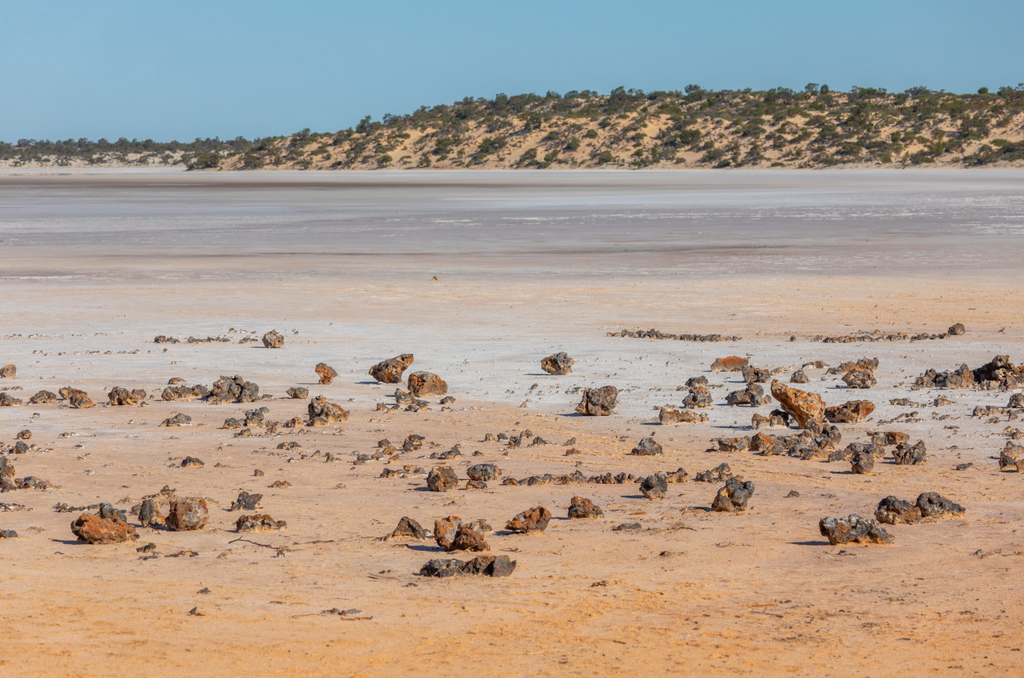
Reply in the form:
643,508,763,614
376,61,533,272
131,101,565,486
208,375,260,404
420,555,516,577
408,371,448,397
612,329,740,342
915,355,1024,390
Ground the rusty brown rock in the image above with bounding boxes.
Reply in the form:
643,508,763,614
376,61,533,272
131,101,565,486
433,516,462,550
770,380,825,428
315,363,337,385
567,496,603,519
541,352,575,376
825,400,876,424
369,354,415,384
262,330,284,348
427,466,459,492
0,364,15,378
506,506,551,533
166,498,209,531
450,526,489,552
307,395,349,426
60,387,94,409
408,371,448,397
107,386,141,406
660,407,708,424
711,356,748,372
71,513,138,544
575,386,618,416
235,514,287,532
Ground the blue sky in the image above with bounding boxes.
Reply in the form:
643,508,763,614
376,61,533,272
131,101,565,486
3,0,1022,142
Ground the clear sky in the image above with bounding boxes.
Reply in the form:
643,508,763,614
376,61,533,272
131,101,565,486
3,0,1022,143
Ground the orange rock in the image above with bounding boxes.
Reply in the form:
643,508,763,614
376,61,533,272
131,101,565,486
315,362,337,385
408,371,448,397
770,380,826,428
369,354,414,384
711,356,748,372
71,513,138,544
825,400,876,424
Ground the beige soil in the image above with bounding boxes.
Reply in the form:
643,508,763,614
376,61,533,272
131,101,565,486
0,170,1022,677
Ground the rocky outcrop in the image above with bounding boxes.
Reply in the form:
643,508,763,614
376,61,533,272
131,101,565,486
819,515,894,544
408,371,448,397
770,380,825,428
315,363,337,385
262,330,284,348
575,386,618,416
506,506,551,533
541,352,574,375
711,478,754,512
369,354,415,384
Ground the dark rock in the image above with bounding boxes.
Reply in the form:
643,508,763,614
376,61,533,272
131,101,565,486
0,393,22,407
916,492,965,518
640,473,668,500
682,387,713,409
825,400,876,424
451,526,489,552
16,430,31,440
575,386,618,416
390,516,426,540
726,383,772,407
166,498,208,531
235,514,286,531
850,449,874,474
843,369,877,389
711,478,755,512
567,496,603,519
419,558,464,577
160,413,191,427
180,456,204,468
506,506,552,533
209,375,260,404
107,386,141,406
408,372,448,397
307,395,349,426
466,464,500,481
541,352,574,375
465,480,488,490
0,364,15,378
819,515,894,545
741,364,771,384
286,387,309,399
427,466,459,492
695,463,732,483
630,436,662,456
138,499,165,527
29,390,56,404
262,330,284,348
790,369,809,384
874,496,922,524
892,440,927,465
230,491,262,511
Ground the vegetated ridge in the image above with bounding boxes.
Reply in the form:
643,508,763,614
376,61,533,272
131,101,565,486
5,85,1024,171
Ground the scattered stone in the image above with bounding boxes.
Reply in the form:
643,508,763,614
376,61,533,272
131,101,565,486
629,436,662,456
16,429,31,440
869,431,909,446
450,526,489,552
286,386,309,399
850,449,874,474
786,490,800,498
711,356,748,372
29,390,56,404
682,386,713,409
751,412,789,429
465,480,487,490
506,506,551,533
407,371,448,398
208,375,260,404
60,387,94,409
790,369,809,384
268,480,291,488
262,330,284,348
315,363,337,385
419,555,515,578
390,516,426,540
0,393,22,407
0,364,15,378
948,323,966,335
874,496,923,524
541,352,575,375
711,478,755,512
230,491,262,511
0,529,17,538
107,386,143,406
160,413,192,427
825,400,876,424
567,496,603,519
770,380,826,428
640,473,668,500
368,354,415,384
843,369,877,389
138,499,165,527
725,383,772,407
660,407,708,424
575,386,618,416
466,464,500,481
916,492,965,518
613,329,739,342
892,440,927,465
307,395,349,426
999,443,1024,472
695,463,733,483
162,383,209,401
71,512,138,544
236,514,286,532
819,515,894,545
166,498,209,531
180,456,204,468
612,522,642,532
427,466,459,492
741,364,771,384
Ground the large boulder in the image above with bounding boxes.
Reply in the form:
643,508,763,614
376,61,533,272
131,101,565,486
825,400,875,424
166,498,209,531
71,512,138,544
369,354,415,384
505,506,551,533
541,352,574,376
262,330,284,348
427,466,459,492
770,380,825,428
711,478,755,512
315,363,337,385
575,386,618,416
408,371,448,397
819,515,894,545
